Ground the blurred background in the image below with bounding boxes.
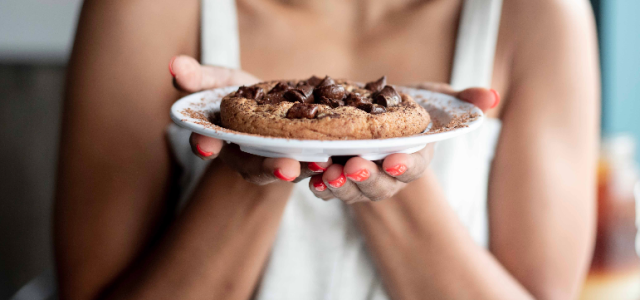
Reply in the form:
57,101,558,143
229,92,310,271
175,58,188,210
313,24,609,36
0,0,638,299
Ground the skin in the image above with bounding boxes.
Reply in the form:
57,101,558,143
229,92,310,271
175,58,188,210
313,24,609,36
55,0,600,299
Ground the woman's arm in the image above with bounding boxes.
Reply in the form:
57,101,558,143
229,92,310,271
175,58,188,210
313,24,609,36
351,0,600,299
55,1,292,299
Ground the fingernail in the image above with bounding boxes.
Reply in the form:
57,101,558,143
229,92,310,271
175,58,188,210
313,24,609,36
346,169,370,182
274,169,295,182
196,144,213,157
308,162,327,172
313,181,327,192
386,164,407,176
328,174,346,188
169,56,177,77
490,89,500,109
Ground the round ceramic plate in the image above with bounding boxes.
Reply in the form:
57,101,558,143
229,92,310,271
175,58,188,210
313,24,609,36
170,86,484,162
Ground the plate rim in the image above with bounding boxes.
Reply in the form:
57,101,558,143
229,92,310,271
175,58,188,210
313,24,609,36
170,87,484,149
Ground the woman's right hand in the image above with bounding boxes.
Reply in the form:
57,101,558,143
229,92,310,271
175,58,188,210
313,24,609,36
170,55,331,185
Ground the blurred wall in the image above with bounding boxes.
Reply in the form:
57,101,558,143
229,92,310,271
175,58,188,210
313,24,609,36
0,1,81,298
599,0,640,161
0,0,81,63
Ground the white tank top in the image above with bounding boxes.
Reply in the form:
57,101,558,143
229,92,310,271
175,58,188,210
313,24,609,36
168,0,504,299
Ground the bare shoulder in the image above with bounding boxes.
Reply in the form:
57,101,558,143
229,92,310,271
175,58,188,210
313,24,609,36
502,0,597,50
497,0,599,107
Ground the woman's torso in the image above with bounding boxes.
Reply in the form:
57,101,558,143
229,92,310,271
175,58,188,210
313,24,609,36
169,0,507,299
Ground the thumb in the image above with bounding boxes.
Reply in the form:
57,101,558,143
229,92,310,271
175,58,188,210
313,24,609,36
456,88,500,113
169,55,260,92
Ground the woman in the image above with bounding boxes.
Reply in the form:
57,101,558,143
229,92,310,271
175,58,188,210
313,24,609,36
54,0,600,299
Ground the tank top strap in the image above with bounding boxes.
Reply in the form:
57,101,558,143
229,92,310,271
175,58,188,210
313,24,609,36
450,0,504,90
201,0,241,68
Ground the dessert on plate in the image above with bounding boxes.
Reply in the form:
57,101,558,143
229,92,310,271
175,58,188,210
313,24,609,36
220,76,430,140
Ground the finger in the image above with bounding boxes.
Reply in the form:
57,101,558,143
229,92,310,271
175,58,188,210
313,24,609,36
409,82,499,112
190,133,224,160
381,144,434,183
169,55,260,92
344,157,399,202
308,175,335,201
457,88,500,112
296,159,333,182
263,157,301,183
219,144,300,185
322,164,369,204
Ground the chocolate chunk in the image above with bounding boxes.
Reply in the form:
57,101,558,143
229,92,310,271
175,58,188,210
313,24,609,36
319,97,345,108
317,76,336,87
371,104,387,114
269,82,293,93
305,75,323,87
283,90,306,103
314,84,346,102
236,86,264,100
286,103,318,119
284,84,315,103
374,85,401,107
365,76,387,93
345,93,371,107
356,103,387,114
259,92,286,104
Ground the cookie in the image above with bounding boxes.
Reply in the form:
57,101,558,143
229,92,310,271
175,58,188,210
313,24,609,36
220,76,431,140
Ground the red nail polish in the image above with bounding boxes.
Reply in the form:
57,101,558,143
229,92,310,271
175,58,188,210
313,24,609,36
313,181,327,192
274,169,295,182
169,56,177,77
308,162,327,172
386,164,407,176
490,89,500,109
346,169,370,182
196,144,213,157
328,173,346,188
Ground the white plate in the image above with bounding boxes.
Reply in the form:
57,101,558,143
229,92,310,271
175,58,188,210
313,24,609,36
170,86,483,162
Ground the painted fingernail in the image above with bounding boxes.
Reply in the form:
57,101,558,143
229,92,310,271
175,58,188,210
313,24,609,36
490,89,500,109
346,169,370,182
196,144,213,157
328,174,346,188
313,181,327,192
169,56,177,77
386,164,407,176
308,162,327,172
274,169,295,182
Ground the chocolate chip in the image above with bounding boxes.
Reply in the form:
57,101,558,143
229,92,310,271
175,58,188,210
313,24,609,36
286,103,318,119
319,97,345,108
269,82,293,93
284,84,315,103
304,75,323,87
374,85,401,107
236,86,264,100
356,103,387,114
356,102,372,112
314,84,346,103
365,76,387,93
259,92,286,104
317,76,336,87
345,93,371,107
283,90,305,103
371,104,387,114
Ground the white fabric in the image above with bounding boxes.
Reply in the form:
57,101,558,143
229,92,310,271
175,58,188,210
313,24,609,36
201,0,240,68
166,0,505,299
450,0,504,90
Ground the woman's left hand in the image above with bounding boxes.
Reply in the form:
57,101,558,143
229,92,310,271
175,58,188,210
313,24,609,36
309,83,500,204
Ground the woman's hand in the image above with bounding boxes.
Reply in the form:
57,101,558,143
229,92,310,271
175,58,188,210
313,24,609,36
171,55,331,185
309,83,499,204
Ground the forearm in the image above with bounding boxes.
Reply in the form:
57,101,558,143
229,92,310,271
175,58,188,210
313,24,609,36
352,170,532,300
105,160,292,300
